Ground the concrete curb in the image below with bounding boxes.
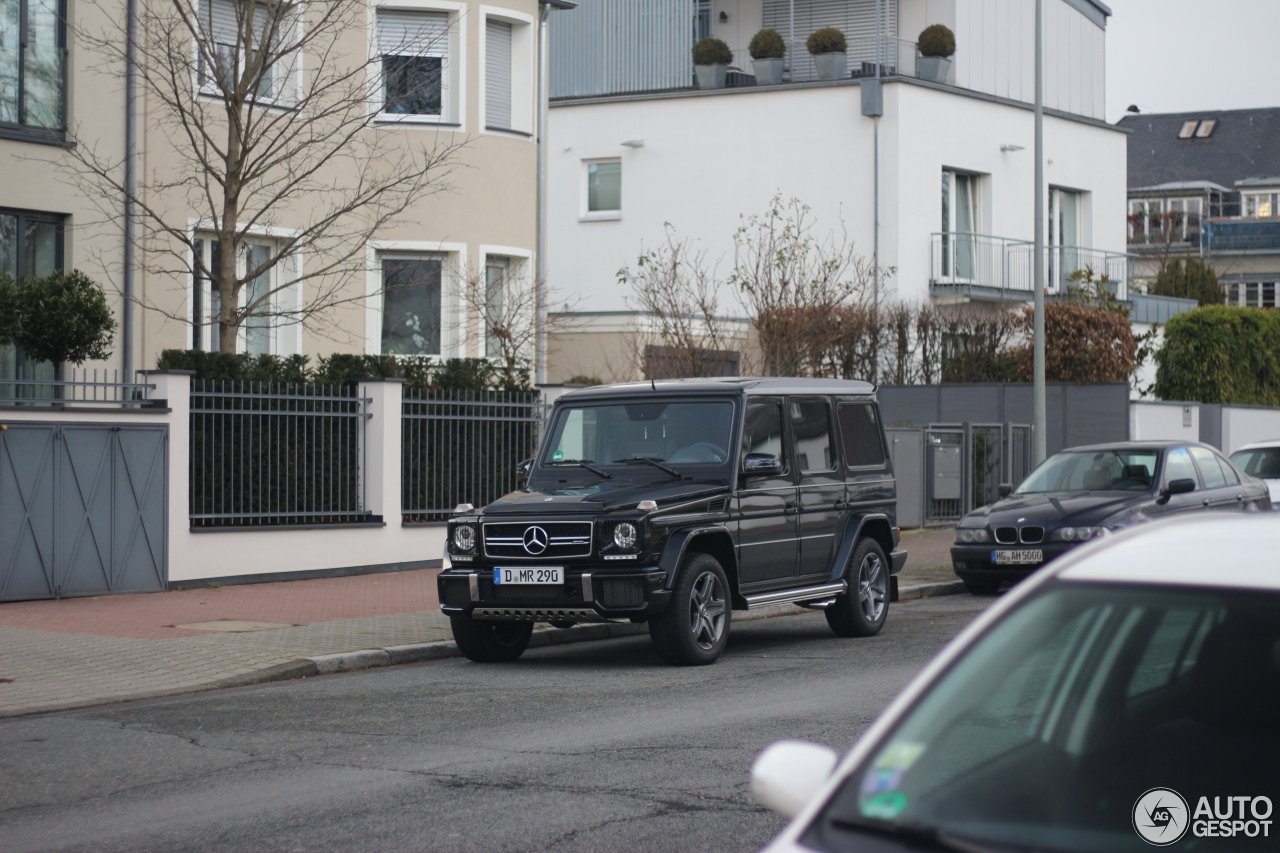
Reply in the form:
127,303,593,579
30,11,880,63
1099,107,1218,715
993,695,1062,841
298,580,968,675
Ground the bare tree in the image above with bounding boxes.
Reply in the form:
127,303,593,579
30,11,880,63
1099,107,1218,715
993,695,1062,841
65,0,467,352
617,225,740,378
455,261,581,390
729,196,877,377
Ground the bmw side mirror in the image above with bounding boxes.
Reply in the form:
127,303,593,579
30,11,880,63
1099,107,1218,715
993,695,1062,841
997,483,1012,499
1158,477,1196,504
743,452,784,477
515,458,533,488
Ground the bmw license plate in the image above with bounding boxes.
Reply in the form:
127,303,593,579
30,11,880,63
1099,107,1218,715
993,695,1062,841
992,549,1043,565
493,567,564,585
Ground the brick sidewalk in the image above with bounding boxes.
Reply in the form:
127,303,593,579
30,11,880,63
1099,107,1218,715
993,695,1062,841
0,527,959,718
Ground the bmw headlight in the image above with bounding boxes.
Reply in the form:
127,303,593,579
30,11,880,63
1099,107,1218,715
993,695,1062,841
613,522,638,550
452,523,477,552
1051,526,1107,542
955,527,991,544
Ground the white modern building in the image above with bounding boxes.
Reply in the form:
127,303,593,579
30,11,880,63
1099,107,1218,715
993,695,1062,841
543,0,1130,383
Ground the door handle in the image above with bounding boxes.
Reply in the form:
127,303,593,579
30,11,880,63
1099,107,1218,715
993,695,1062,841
834,499,848,510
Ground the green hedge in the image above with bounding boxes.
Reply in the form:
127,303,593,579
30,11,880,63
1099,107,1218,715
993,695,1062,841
156,350,517,390
1154,306,1280,405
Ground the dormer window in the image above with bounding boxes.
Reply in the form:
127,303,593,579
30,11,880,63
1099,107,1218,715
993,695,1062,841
1195,119,1216,138
1178,119,1216,139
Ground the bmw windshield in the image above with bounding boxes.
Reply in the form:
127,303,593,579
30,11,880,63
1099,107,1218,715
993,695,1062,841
1016,449,1160,494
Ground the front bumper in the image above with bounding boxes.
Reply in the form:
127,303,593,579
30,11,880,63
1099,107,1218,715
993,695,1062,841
438,566,672,622
950,541,1078,584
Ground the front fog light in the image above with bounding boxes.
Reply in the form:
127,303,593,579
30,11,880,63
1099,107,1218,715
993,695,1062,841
613,522,638,549
452,524,476,551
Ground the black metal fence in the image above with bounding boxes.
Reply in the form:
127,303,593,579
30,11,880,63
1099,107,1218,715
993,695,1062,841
189,380,372,527
402,389,547,522
0,367,154,408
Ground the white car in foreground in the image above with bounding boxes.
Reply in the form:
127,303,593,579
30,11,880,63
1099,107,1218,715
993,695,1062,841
1230,440,1280,505
752,514,1280,852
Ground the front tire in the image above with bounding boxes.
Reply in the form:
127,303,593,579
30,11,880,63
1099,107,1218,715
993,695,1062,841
649,552,731,666
825,538,889,638
450,616,533,662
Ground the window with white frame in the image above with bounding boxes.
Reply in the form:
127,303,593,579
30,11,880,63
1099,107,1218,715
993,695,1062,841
1127,197,1202,244
1049,187,1084,288
941,169,980,279
192,235,298,354
381,254,443,355
196,0,297,102
485,19,512,130
582,159,621,219
1226,280,1279,308
483,256,507,359
1244,191,1279,219
376,8,451,120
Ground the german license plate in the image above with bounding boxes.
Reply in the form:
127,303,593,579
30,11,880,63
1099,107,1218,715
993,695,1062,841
992,549,1043,565
493,566,564,585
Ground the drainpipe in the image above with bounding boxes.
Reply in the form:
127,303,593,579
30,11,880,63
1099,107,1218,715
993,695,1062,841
123,0,137,379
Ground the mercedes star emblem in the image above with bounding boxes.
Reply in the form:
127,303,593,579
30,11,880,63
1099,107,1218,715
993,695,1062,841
522,525,550,555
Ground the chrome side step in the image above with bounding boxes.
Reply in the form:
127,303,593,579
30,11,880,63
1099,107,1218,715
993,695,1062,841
744,582,847,610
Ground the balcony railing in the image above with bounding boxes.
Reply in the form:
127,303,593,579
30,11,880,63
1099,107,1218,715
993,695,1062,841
1202,218,1280,254
931,233,1130,301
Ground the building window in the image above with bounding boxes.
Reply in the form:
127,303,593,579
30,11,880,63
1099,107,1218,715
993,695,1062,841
192,236,297,354
1127,197,1202,244
196,0,297,102
1049,187,1084,288
483,257,507,359
0,209,63,386
485,19,512,130
0,0,66,133
1244,192,1279,219
941,169,979,279
583,159,621,219
381,254,443,355
376,9,450,119
1226,280,1279,309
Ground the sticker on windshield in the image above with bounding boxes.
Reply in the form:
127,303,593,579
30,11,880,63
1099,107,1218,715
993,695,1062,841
874,741,925,770
552,450,564,461
861,767,903,795
861,790,908,820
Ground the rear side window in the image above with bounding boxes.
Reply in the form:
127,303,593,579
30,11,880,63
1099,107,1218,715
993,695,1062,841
837,402,886,468
790,398,836,473
1190,446,1227,489
742,399,785,465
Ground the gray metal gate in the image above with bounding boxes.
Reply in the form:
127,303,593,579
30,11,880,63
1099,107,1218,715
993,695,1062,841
0,423,167,601
924,423,1033,524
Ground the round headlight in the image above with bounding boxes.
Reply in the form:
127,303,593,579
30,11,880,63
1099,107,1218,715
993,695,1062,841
613,522,638,550
452,524,476,552
956,528,989,544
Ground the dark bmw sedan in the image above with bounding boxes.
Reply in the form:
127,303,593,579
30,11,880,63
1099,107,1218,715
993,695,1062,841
951,440,1271,594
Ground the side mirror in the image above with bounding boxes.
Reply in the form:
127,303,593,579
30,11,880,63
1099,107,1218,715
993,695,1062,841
1158,477,1196,504
515,458,533,487
997,483,1012,499
751,740,839,820
743,452,784,477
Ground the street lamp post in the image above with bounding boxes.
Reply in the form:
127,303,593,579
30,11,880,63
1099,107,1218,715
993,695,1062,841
1033,0,1047,465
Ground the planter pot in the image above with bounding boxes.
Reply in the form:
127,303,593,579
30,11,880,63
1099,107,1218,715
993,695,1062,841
915,55,952,83
695,63,728,89
752,57,785,86
813,51,847,80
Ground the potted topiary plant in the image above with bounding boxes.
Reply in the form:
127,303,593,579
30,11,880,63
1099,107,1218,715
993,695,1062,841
749,28,786,86
806,26,847,80
916,23,955,83
692,36,733,89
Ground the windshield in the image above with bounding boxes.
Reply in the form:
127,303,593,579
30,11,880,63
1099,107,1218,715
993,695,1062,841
807,582,1280,852
539,399,736,473
1015,449,1159,494
1231,447,1280,479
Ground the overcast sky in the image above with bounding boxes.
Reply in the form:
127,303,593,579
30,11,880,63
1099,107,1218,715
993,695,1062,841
1104,0,1280,122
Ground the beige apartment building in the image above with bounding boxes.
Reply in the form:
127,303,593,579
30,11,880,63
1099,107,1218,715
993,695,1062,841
1,0,569,380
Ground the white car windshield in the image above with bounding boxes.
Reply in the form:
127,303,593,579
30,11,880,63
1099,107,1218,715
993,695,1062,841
541,400,736,471
806,582,1280,852
1016,449,1160,493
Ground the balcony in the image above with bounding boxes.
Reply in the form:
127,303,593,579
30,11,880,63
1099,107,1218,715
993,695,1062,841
930,233,1130,302
1201,218,1280,254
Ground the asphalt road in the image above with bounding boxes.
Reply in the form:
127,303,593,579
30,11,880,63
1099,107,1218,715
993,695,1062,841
0,595,990,853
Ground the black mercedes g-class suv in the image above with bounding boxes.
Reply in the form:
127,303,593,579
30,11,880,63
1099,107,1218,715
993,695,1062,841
438,378,906,665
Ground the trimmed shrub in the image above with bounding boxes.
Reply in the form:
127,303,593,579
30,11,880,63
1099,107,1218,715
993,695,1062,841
1154,306,1280,405
692,37,732,66
806,27,846,54
4,269,116,370
749,28,786,60
918,24,956,58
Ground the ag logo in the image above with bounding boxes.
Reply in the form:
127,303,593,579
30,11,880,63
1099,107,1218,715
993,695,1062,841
1133,788,1190,846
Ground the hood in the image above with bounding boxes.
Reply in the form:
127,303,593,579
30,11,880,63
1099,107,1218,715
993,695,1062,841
967,491,1147,526
479,478,730,516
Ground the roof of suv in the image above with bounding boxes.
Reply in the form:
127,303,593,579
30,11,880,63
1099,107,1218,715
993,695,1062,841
559,377,877,400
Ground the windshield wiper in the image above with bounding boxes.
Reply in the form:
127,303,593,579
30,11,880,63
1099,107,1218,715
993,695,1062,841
546,459,612,479
826,815,1002,853
613,456,684,478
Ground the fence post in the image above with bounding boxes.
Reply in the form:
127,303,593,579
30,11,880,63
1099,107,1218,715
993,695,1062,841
139,370,192,580
358,378,405,523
